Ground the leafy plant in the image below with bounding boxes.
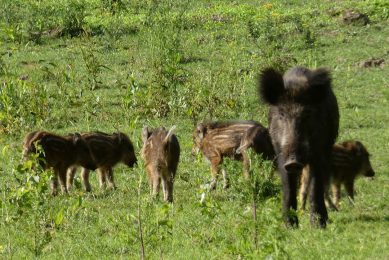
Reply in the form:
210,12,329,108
62,0,87,37
0,80,49,135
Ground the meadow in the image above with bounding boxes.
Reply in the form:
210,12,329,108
0,0,388,258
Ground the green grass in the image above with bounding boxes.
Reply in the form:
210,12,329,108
1,0,389,258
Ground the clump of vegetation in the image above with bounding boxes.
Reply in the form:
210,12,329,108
0,80,49,135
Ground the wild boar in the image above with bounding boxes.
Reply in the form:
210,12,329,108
141,126,180,202
300,140,375,210
259,66,339,228
22,131,96,195
193,120,274,190
67,131,137,191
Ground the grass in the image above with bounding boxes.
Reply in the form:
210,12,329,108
1,0,389,258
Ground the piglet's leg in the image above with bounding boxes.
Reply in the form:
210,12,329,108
299,165,310,211
106,168,116,190
331,182,341,208
344,181,355,206
81,168,92,192
209,156,222,191
97,168,106,189
58,167,68,194
221,169,230,189
66,166,77,192
241,151,250,179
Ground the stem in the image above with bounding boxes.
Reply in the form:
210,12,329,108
252,178,258,250
138,173,145,260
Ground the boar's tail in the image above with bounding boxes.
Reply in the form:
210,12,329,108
163,125,176,143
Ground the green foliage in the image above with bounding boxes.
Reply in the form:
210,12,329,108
62,0,88,37
0,80,49,135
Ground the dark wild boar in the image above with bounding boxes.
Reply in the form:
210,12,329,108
259,66,339,228
22,131,96,195
141,126,180,202
300,140,375,210
67,131,137,192
193,121,274,190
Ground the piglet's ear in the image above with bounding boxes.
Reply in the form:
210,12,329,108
141,127,151,143
258,68,285,105
353,141,366,157
72,133,82,145
196,124,206,139
163,125,176,144
115,132,125,144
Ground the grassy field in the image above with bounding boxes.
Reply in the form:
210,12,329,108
1,0,389,258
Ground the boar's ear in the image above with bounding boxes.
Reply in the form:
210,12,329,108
258,68,285,105
141,127,151,143
309,68,331,102
163,125,176,144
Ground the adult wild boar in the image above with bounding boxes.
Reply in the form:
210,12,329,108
300,140,375,210
67,131,137,191
141,126,180,202
193,121,274,190
259,66,339,227
22,131,97,195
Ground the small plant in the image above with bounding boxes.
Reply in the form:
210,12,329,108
62,0,87,37
101,0,127,15
81,47,109,90
0,80,49,135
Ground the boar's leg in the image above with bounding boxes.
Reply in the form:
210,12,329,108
81,168,92,192
344,181,355,206
280,168,299,227
209,156,222,190
105,168,116,190
309,162,328,228
299,166,311,211
331,182,341,208
66,166,77,192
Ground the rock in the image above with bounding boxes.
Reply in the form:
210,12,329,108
358,58,385,68
343,10,370,25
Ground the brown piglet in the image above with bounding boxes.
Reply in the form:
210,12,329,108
193,120,274,190
67,131,137,191
141,126,180,202
22,131,97,195
300,140,375,210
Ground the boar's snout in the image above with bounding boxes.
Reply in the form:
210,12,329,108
284,157,304,173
